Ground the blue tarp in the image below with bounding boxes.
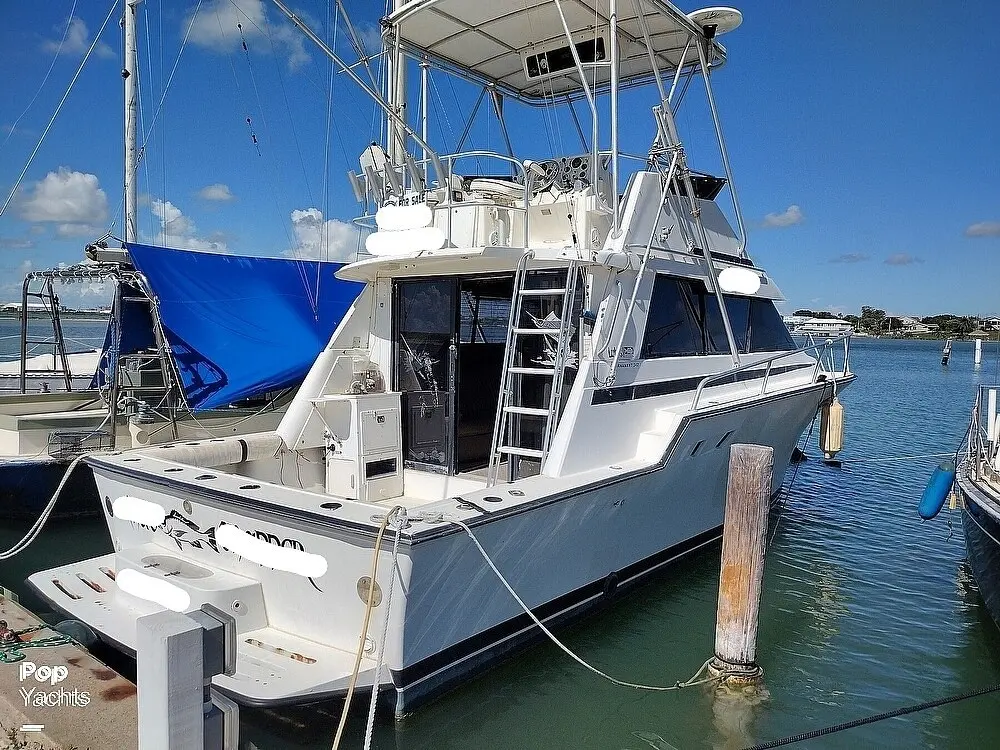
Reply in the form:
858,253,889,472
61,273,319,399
125,243,362,410
91,282,157,390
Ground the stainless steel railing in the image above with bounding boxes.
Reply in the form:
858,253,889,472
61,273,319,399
690,333,852,411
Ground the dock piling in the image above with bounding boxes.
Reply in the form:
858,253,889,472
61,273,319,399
711,443,773,684
137,605,239,750
975,338,983,366
942,338,952,366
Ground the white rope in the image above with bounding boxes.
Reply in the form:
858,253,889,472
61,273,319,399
363,507,406,750
0,0,121,219
0,454,87,560
447,517,719,692
331,506,404,750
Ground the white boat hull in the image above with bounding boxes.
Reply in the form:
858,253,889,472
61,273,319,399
29,379,837,713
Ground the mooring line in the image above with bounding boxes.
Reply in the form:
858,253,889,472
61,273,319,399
742,682,1000,749
448,517,721,692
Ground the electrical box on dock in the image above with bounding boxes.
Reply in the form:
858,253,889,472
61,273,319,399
315,392,403,503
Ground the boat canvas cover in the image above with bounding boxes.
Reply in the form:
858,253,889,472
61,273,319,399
125,243,362,410
91,281,157,390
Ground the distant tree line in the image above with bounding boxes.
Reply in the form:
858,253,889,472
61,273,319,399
792,306,986,337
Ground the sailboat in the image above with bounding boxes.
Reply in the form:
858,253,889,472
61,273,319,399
0,1,361,518
32,0,853,715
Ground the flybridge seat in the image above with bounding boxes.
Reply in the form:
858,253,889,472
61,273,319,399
467,177,525,204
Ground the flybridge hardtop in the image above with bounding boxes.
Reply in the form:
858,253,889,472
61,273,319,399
388,0,731,101
32,2,855,716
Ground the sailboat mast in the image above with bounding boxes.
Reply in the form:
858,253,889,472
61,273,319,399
123,1,140,244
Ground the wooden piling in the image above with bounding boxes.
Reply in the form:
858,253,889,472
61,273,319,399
712,443,773,682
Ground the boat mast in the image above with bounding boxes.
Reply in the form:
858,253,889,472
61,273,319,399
123,0,140,244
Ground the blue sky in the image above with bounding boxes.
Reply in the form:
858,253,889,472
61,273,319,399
0,1,997,315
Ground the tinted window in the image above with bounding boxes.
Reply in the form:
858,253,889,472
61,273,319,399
748,299,796,352
722,296,751,353
643,276,727,358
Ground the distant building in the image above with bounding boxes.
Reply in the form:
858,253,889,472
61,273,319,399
895,316,933,335
1,302,48,312
984,317,1000,330
788,317,853,336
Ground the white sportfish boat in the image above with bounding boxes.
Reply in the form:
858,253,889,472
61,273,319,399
32,0,853,715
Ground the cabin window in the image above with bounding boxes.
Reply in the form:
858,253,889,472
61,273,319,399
643,276,795,358
747,298,796,352
722,296,795,353
642,276,727,358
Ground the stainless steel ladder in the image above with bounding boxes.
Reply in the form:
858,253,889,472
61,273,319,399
488,252,579,484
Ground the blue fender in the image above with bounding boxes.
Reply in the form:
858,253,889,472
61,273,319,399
918,461,956,520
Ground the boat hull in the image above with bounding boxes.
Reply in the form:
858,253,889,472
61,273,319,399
0,456,98,519
29,380,838,713
959,473,1000,629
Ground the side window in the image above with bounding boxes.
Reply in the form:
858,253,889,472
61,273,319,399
642,276,727,358
722,296,751,353
748,299,796,352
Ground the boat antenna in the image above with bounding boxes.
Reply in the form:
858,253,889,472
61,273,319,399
269,0,447,189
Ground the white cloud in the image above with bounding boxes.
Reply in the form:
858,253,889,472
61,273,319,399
288,208,362,262
19,168,109,224
43,17,114,58
150,199,227,252
56,223,105,238
965,221,1000,238
198,183,235,202
762,205,803,228
884,253,922,266
0,237,36,249
185,0,309,70
355,23,384,57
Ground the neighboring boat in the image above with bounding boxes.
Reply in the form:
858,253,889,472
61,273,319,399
0,3,361,518
790,317,854,337
0,248,361,518
31,1,854,715
956,386,1000,629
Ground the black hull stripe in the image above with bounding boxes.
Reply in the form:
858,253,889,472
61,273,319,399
592,363,814,405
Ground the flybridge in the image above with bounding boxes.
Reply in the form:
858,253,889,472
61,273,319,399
387,0,731,102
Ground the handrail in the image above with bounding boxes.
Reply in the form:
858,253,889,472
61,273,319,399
441,151,531,250
691,333,852,411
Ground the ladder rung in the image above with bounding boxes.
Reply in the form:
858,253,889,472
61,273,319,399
519,288,568,296
512,328,557,335
498,446,544,458
508,366,556,375
24,339,58,345
504,406,550,416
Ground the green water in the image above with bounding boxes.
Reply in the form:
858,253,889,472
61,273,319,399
3,337,1000,748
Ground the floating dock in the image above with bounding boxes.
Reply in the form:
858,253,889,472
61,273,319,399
0,588,136,749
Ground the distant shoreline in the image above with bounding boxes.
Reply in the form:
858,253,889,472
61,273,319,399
0,311,109,321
